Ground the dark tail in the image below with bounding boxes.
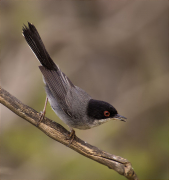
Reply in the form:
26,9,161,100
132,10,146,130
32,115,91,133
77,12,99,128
22,22,57,70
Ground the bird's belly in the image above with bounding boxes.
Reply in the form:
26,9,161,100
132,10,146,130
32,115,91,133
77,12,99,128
45,84,91,130
47,96,89,130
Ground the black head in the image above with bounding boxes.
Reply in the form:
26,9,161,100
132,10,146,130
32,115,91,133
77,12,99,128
87,99,126,127
87,99,117,119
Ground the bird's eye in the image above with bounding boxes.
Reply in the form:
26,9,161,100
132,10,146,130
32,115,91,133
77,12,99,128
104,111,110,117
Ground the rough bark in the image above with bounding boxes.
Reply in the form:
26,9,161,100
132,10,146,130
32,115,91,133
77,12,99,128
0,86,138,180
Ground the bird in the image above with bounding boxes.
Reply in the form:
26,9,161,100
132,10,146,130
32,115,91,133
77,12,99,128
22,22,127,143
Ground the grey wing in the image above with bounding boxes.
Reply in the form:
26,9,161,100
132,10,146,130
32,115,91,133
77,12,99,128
39,66,75,118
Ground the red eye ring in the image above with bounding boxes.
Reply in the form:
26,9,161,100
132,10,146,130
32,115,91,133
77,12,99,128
104,111,110,117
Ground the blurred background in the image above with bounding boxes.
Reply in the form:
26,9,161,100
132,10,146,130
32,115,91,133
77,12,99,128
0,1,168,180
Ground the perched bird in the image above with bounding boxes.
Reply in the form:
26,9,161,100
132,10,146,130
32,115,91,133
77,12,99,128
22,22,126,142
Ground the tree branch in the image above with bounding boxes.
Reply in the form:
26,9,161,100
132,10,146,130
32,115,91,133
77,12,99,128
0,86,138,180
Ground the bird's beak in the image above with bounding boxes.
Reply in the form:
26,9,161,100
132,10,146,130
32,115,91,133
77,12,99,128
113,114,127,122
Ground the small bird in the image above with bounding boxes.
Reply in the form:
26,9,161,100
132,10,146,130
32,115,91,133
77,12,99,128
22,22,126,142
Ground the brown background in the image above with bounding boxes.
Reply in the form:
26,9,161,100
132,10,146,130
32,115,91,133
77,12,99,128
0,1,168,180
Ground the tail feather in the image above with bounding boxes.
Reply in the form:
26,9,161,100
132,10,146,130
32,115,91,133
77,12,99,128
22,22,57,70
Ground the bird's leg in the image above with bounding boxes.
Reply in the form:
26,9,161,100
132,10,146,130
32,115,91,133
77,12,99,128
37,97,48,126
67,128,76,146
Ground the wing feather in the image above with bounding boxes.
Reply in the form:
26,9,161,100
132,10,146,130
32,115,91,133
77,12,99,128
39,66,75,117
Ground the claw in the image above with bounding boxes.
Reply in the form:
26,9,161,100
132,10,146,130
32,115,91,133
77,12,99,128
37,111,45,126
36,97,48,126
67,129,76,146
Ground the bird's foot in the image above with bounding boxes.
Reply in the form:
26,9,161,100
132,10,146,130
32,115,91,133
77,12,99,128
67,129,76,146
37,110,46,126
37,97,48,126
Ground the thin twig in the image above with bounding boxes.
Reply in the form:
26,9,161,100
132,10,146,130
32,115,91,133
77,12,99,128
0,86,138,180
